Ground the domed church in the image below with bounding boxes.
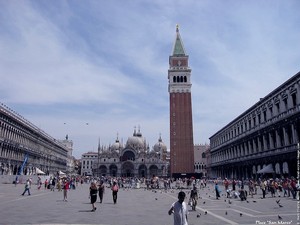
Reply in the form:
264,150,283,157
89,127,169,178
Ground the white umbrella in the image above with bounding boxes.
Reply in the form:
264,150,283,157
58,171,66,175
36,167,45,175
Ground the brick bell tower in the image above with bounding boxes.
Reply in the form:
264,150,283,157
168,25,194,177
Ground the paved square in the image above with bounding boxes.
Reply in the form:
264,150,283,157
0,182,297,225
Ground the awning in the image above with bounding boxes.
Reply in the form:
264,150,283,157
36,167,45,175
58,171,66,175
257,164,274,174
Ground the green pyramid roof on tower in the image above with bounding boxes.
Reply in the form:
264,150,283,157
172,25,186,56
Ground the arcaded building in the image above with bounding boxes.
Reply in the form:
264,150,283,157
168,26,194,177
81,128,169,178
0,103,69,176
209,72,300,179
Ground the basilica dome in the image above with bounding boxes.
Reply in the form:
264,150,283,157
153,135,167,153
111,138,122,152
126,127,146,150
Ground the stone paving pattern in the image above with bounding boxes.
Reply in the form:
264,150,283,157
0,182,298,225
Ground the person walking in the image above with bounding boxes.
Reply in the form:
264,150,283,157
63,179,70,201
50,178,56,191
98,180,105,203
189,185,198,211
21,179,31,196
215,181,221,200
90,182,98,212
44,179,48,189
15,176,18,187
260,179,267,199
111,181,119,204
168,191,188,225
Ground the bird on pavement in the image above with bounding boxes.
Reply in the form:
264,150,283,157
204,211,207,215
240,213,243,217
225,211,227,215
278,215,282,220
197,214,201,218
276,199,281,204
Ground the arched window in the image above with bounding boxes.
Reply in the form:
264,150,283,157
184,76,187,82
177,76,180,82
173,76,176,82
180,76,183,82
202,152,206,158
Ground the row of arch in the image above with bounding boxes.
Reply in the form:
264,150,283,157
93,162,168,178
211,123,300,164
0,162,45,176
172,76,187,83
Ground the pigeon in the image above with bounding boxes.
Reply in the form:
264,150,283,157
203,201,206,204
155,198,158,200
204,211,207,215
276,199,281,204
225,211,228,215
279,204,283,207
246,200,249,203
224,199,226,202
278,215,282,220
253,200,257,203
228,200,232,204
240,213,243,217
197,214,201,218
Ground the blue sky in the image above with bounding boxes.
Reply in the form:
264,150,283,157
1,0,300,158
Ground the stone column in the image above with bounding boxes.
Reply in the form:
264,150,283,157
275,130,280,148
269,132,274,149
253,139,257,153
258,136,262,152
283,127,288,146
291,123,298,144
263,134,268,150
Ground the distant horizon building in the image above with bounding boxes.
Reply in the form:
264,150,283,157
81,127,169,178
168,25,194,177
194,144,210,177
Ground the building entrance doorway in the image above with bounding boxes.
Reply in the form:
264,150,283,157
121,161,134,177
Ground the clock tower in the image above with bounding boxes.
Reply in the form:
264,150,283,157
168,25,194,176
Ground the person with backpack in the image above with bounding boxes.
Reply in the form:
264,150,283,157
111,181,119,204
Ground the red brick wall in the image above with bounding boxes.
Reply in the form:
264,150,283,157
170,92,194,174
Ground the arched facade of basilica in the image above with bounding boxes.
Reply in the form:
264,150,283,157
84,128,169,178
